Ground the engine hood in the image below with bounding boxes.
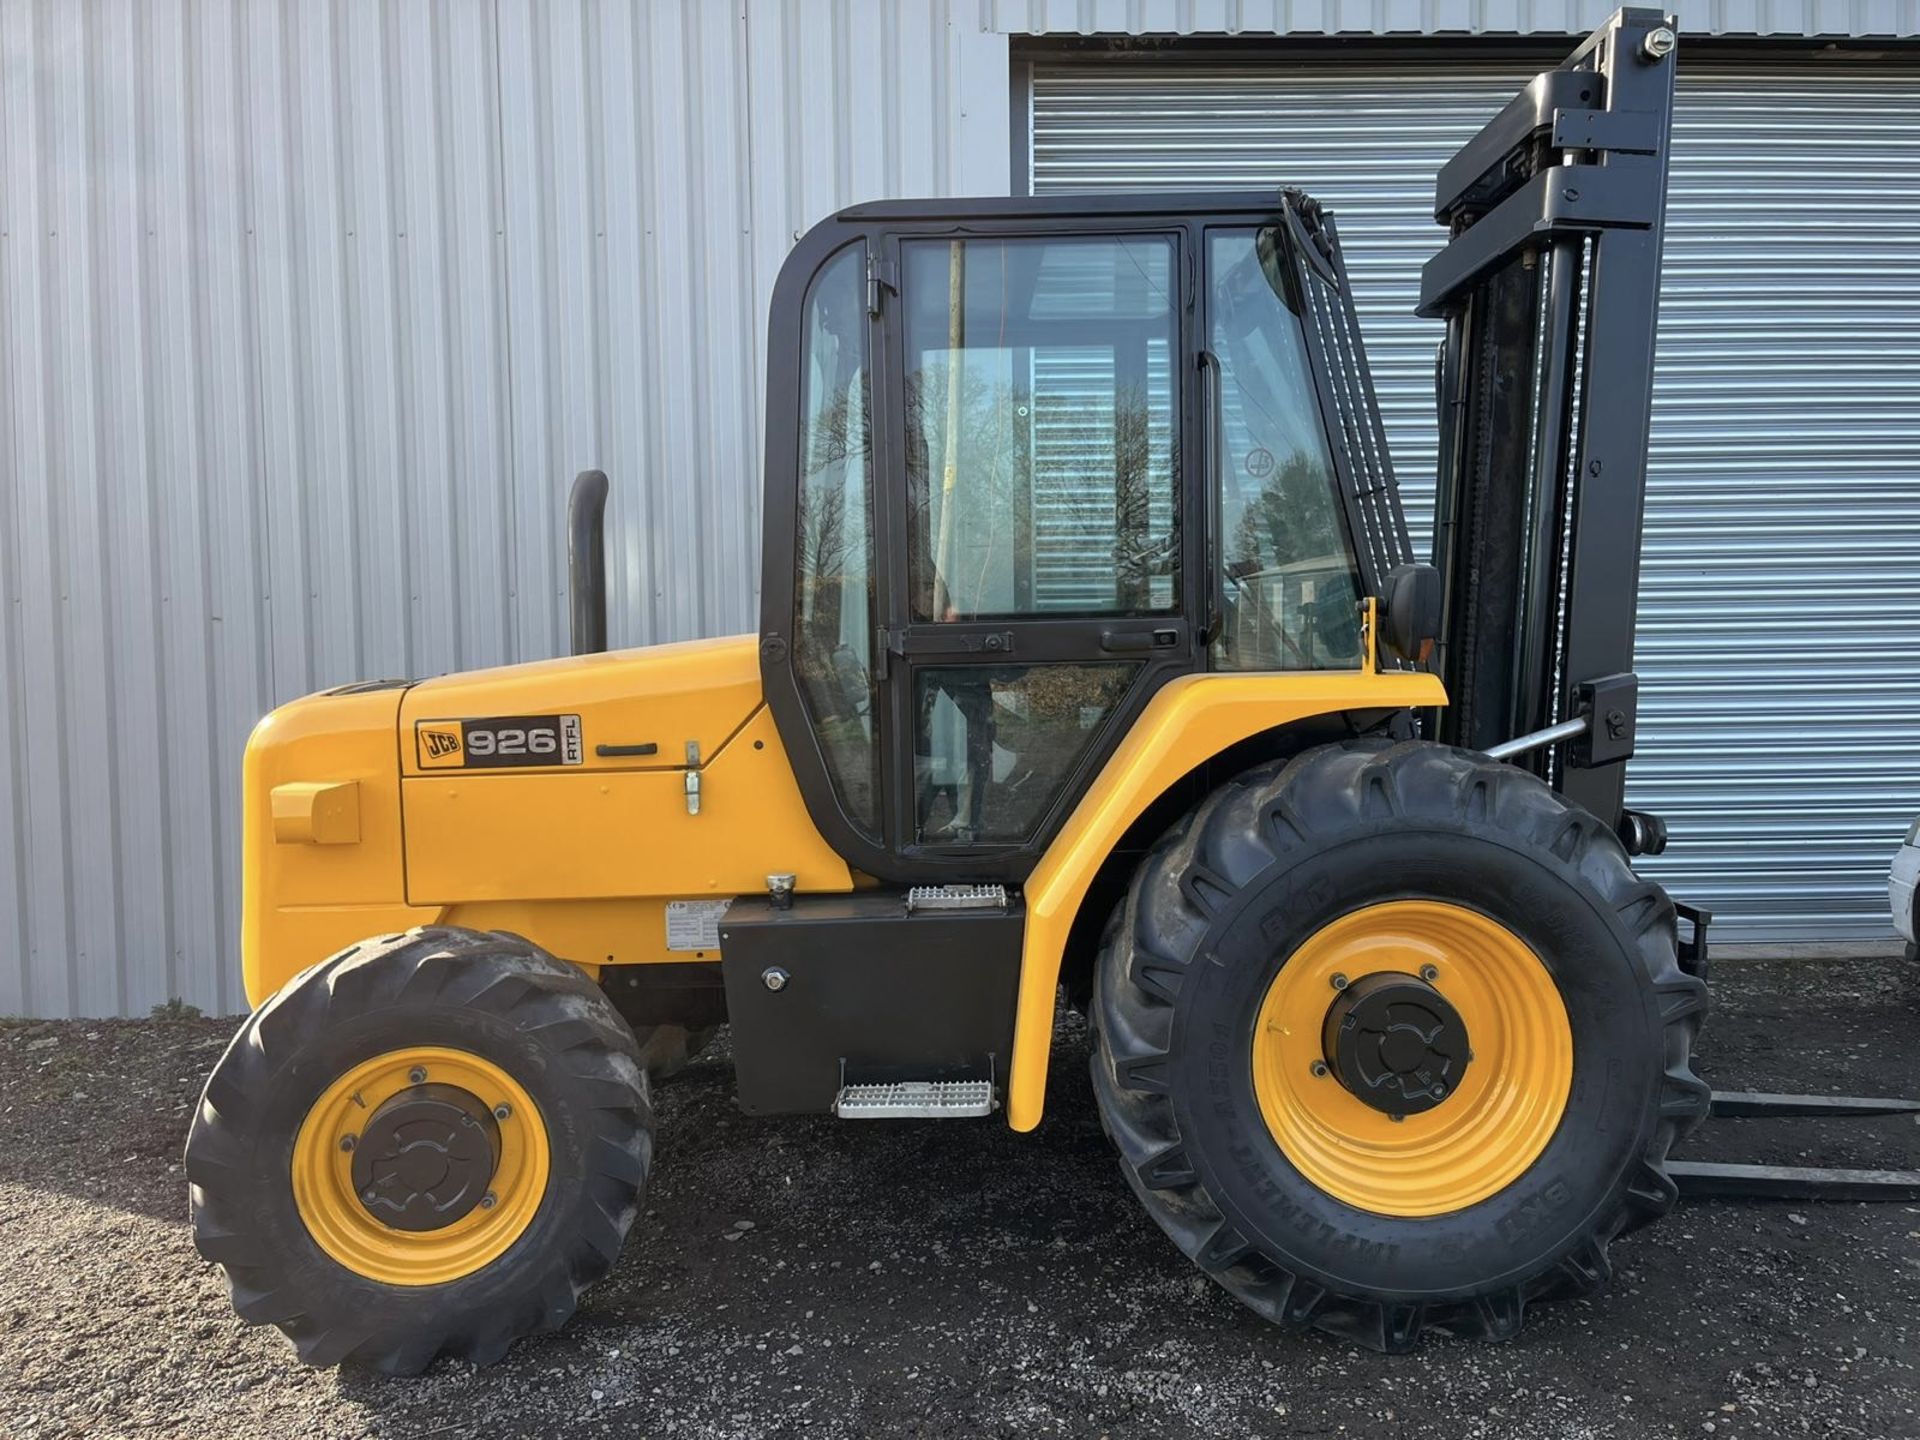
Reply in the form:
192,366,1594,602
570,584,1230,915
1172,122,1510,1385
398,634,762,775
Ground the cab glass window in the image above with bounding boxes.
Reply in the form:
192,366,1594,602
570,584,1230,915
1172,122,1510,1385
914,663,1135,844
901,235,1179,621
1207,227,1362,670
793,245,879,835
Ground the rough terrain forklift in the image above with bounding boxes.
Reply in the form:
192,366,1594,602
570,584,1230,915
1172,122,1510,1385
185,8,1920,1373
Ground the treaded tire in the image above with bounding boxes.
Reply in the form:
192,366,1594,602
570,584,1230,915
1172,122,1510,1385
1090,738,1709,1352
185,927,653,1374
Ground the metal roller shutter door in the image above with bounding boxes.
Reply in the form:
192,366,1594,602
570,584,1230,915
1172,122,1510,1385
1029,56,1920,943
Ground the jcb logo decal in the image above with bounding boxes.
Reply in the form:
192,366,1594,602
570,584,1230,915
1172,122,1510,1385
416,723,465,768
415,715,584,769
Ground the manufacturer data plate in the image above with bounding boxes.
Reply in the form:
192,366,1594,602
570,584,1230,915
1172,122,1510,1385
415,714,583,770
665,898,732,952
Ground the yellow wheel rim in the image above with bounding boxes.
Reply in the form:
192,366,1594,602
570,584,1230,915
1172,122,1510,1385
1251,901,1573,1218
291,1046,549,1286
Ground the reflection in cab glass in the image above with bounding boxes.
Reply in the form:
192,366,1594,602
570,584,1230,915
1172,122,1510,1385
901,235,1180,844
903,235,1179,620
1209,228,1362,671
913,664,1135,844
793,246,880,836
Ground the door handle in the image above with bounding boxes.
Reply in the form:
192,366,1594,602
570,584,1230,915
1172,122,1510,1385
1101,628,1180,653
888,628,1016,658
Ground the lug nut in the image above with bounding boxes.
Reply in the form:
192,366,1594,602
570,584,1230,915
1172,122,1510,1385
1310,1060,1330,1078
1420,964,1439,983
1330,973,1349,991
493,1103,512,1121
479,1192,497,1210
339,1134,356,1152
408,1066,427,1084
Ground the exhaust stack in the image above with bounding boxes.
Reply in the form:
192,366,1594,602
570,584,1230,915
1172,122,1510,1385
568,469,610,656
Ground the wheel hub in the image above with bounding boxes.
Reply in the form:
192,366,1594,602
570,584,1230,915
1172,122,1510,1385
1251,900,1574,1217
1321,971,1471,1117
351,1083,501,1231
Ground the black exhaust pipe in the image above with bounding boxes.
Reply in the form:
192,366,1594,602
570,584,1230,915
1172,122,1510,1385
568,469,610,656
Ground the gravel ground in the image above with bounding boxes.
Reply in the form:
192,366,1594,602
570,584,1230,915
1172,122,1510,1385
2,956,1917,1440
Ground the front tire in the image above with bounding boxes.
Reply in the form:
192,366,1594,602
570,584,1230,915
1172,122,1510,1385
1090,738,1709,1351
185,927,653,1374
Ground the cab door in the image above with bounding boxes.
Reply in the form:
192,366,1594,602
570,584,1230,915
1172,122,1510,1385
872,226,1197,870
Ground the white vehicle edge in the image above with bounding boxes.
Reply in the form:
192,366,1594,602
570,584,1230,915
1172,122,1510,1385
1890,817,1920,958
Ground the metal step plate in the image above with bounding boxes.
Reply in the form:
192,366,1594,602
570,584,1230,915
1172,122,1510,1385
834,1079,996,1119
905,883,1008,913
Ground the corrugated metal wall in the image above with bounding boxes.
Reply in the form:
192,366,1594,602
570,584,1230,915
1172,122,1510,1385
1031,53,1920,940
0,0,1008,1018
991,0,1918,38
4,2,1912,1018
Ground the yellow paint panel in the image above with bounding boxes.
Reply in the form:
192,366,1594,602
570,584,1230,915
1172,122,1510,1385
242,662,843,1003
1005,668,1448,1132
242,688,439,1004
270,780,362,845
403,704,850,905
435,898,715,968
399,633,761,775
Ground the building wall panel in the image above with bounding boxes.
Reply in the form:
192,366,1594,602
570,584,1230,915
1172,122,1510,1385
990,0,1918,36
1030,53,1920,940
1,0,1904,1014
0,0,1007,1016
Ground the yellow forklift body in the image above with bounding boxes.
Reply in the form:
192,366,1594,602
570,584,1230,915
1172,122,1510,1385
396,634,764,778
400,694,847,905
245,635,1441,1067
1006,665,1446,1130
242,685,427,1003
243,635,854,1005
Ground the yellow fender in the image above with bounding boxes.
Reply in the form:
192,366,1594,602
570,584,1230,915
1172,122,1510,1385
1007,667,1447,1131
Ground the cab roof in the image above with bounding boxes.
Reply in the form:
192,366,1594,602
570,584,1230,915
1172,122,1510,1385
833,191,1297,223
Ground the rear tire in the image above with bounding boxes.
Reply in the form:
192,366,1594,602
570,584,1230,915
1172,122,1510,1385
1090,738,1708,1351
185,927,653,1374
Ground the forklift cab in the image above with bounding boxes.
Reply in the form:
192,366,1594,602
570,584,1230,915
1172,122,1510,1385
759,196,1411,888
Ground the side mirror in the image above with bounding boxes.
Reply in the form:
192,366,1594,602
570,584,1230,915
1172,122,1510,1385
1382,563,1442,666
